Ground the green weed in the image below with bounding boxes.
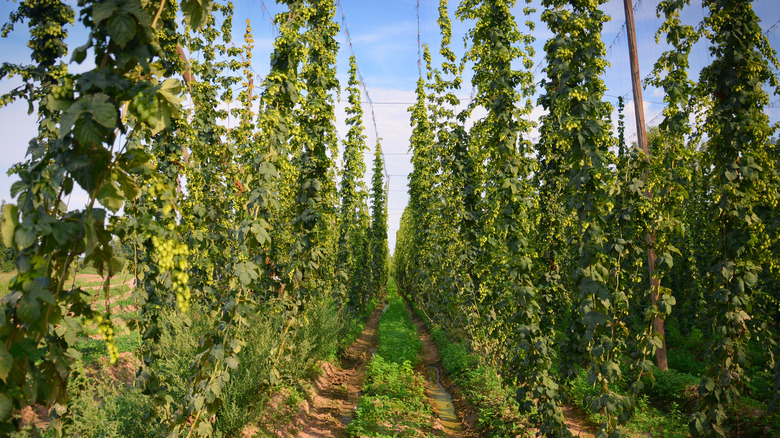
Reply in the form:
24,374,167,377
567,367,689,437
650,369,699,406
667,348,706,376
58,363,157,438
377,290,421,365
348,278,432,437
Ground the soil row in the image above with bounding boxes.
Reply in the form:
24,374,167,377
293,299,476,437
287,303,383,437
291,294,596,438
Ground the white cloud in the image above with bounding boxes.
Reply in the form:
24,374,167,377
350,21,417,45
337,87,417,252
616,98,663,145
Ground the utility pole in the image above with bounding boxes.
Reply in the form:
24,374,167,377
623,0,668,371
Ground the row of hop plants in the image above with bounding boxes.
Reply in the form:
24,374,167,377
393,0,780,437
0,0,388,436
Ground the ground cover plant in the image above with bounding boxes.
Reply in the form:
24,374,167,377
347,280,432,437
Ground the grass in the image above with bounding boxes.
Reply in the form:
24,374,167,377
377,294,421,366
0,270,14,293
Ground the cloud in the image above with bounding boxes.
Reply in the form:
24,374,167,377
350,21,417,45
614,98,664,145
332,86,417,252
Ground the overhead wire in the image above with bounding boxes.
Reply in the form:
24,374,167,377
606,0,644,58
533,0,645,80
259,0,278,36
763,18,780,35
335,0,389,181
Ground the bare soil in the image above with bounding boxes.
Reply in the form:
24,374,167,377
562,403,597,437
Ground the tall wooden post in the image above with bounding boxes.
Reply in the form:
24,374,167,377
623,0,668,370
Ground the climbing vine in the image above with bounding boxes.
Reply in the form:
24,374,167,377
691,0,779,435
0,0,210,432
2,0,780,436
337,55,371,312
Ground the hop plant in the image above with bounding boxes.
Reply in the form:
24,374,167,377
50,77,73,100
130,91,160,128
87,314,120,365
152,235,191,311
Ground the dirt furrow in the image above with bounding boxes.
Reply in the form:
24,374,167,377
562,404,597,437
407,304,478,437
292,303,383,438
406,303,600,438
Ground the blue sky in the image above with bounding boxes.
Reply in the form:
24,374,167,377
1,0,780,253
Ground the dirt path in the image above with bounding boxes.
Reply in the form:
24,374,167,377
291,303,384,438
406,304,599,438
562,404,597,437
407,305,478,437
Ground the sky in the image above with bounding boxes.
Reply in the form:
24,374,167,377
1,0,780,254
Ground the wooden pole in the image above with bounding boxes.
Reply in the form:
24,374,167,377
622,0,668,371
624,0,648,154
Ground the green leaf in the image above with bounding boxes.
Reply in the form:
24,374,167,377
229,338,242,353
61,93,116,143
17,297,40,324
87,93,118,129
1,203,18,248
210,344,224,361
122,0,151,26
225,356,238,370
192,395,204,411
0,342,12,382
234,262,258,286
107,12,136,47
115,170,140,200
0,393,11,422
583,310,606,326
181,0,211,30
661,251,673,269
118,148,153,174
73,118,104,147
71,41,91,64
251,222,270,245
93,0,118,25
97,181,124,212
47,95,72,112
14,226,35,249
744,270,758,287
196,421,212,437
60,100,84,136
158,78,182,106
269,367,280,385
